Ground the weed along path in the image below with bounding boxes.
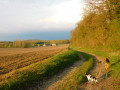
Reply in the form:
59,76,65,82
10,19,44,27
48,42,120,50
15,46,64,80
30,53,84,90
79,52,113,90
46,54,84,90
28,51,114,90
79,55,106,90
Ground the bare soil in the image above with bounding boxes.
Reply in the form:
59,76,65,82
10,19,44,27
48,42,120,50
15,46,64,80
0,45,68,83
28,54,84,90
0,44,69,57
30,51,119,90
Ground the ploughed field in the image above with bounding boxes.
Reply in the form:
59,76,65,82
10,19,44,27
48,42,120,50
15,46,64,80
0,45,68,75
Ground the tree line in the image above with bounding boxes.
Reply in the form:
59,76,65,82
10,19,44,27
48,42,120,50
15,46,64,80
0,39,69,48
70,0,120,49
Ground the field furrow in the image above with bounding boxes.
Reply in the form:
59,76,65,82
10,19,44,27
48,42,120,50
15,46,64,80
0,45,68,75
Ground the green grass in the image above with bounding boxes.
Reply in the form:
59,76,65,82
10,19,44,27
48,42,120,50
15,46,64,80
0,50,79,90
75,47,120,79
72,47,120,89
69,46,120,89
54,51,94,90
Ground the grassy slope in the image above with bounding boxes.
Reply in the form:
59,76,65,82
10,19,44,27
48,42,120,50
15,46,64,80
0,50,78,90
74,47,120,89
76,48,120,78
53,51,94,90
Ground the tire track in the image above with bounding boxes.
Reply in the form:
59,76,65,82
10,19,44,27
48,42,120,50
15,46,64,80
79,52,114,90
29,54,84,90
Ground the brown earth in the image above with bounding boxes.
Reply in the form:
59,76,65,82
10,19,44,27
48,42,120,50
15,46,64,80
1,46,118,90
28,54,84,90
0,45,68,79
30,51,119,90
0,44,69,57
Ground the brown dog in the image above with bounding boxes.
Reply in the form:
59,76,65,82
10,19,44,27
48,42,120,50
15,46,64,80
105,58,110,70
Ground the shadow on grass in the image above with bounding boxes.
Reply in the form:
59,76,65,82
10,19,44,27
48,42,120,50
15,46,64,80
75,51,98,83
76,51,97,74
98,70,112,81
110,59,120,67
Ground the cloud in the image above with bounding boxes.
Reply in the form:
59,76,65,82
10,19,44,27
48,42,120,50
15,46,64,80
0,0,84,34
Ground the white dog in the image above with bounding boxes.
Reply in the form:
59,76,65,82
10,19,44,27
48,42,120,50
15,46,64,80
85,73,98,84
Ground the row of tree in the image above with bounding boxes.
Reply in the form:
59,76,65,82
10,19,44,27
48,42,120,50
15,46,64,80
13,39,25,48
70,0,120,49
0,39,70,48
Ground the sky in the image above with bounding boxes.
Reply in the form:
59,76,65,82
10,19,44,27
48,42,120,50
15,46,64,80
0,0,85,41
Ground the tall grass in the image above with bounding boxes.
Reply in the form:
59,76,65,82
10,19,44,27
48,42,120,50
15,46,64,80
53,51,94,90
0,50,78,90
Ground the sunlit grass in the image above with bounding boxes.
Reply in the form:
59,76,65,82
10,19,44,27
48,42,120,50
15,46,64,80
53,51,94,90
76,48,120,79
0,50,78,90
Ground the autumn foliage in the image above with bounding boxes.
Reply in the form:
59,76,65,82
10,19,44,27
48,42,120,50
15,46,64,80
70,0,120,49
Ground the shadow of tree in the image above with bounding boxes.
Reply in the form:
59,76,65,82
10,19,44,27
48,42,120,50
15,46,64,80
110,59,120,67
98,70,112,81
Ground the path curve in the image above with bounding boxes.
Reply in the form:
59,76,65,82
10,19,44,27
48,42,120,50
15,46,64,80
28,51,114,90
46,54,84,90
79,51,114,90
29,53,84,90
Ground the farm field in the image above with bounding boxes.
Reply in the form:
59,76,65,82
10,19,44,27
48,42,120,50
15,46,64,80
0,44,68,57
0,44,68,76
1,44,119,90
0,44,81,90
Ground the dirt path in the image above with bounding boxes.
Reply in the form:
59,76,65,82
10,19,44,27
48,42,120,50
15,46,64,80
29,54,84,90
28,51,115,90
79,52,114,90
79,55,106,90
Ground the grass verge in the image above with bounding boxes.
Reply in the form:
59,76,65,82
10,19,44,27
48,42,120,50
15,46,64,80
53,51,94,90
73,47,120,89
0,50,78,90
75,47,120,78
